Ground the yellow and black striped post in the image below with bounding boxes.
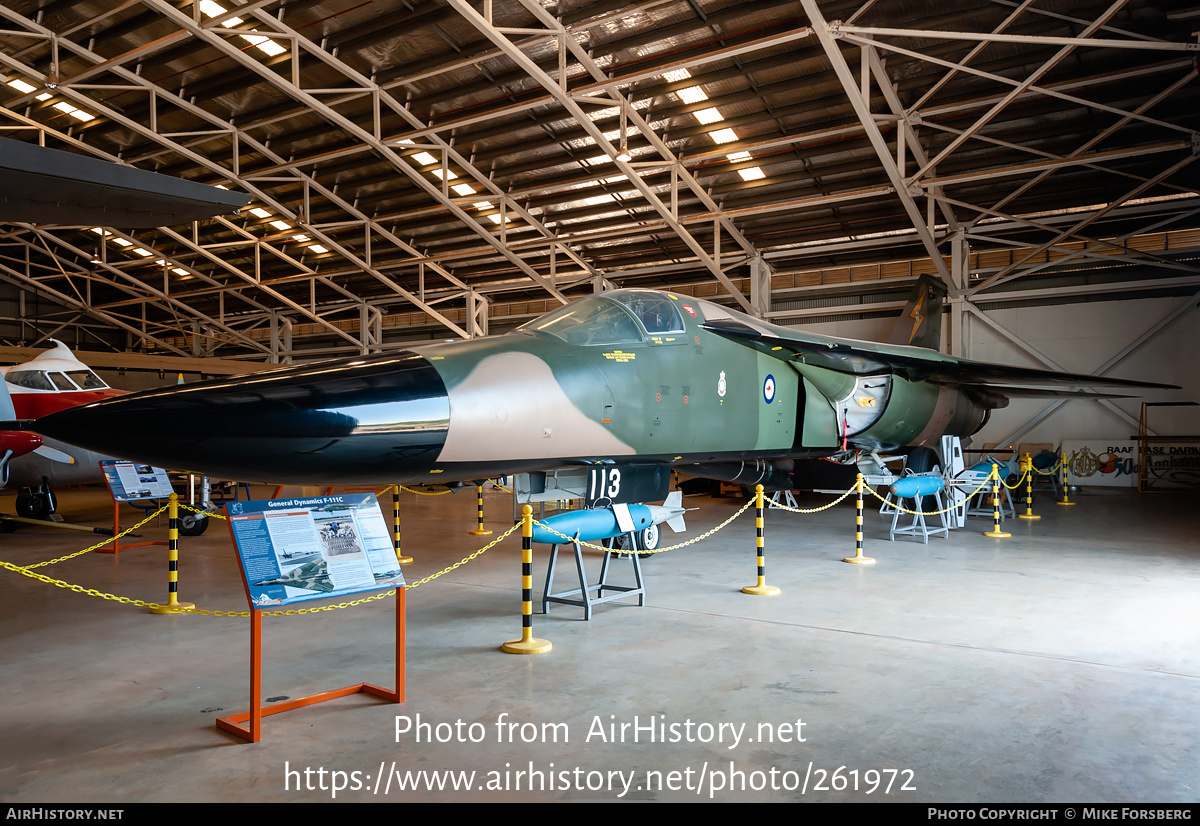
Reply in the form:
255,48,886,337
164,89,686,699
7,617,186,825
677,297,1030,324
744,484,780,594
150,493,195,614
1018,453,1040,520
391,486,413,565
1057,451,1075,506
502,505,551,654
983,464,1011,538
843,474,876,564
468,484,492,536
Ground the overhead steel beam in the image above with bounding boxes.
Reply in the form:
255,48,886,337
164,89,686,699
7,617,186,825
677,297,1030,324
0,4,480,342
973,152,1200,293
799,0,952,281
142,0,574,308
444,0,768,313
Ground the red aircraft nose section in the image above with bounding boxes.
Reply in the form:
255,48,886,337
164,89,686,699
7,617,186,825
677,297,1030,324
0,430,43,458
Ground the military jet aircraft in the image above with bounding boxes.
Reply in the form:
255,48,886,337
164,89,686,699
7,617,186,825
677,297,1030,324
28,283,1177,501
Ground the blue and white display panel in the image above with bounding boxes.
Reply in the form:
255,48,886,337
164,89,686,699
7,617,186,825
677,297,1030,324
99,459,175,502
225,493,404,609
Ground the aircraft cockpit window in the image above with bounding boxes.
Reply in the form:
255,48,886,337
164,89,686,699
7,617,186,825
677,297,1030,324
65,370,107,390
521,297,644,346
607,292,686,335
48,372,76,391
4,370,56,391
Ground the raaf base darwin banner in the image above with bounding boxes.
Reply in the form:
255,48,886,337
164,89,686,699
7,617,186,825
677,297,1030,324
1063,440,1200,489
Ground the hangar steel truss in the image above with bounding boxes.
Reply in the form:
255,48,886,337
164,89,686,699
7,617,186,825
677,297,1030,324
0,0,1196,377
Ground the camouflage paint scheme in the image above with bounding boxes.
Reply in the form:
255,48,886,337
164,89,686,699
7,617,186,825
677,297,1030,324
32,287,1173,487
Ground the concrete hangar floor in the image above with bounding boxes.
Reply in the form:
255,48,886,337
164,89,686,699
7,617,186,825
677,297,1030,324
0,482,1197,804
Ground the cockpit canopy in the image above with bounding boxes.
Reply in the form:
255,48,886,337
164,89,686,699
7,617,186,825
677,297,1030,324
5,368,109,392
518,290,686,346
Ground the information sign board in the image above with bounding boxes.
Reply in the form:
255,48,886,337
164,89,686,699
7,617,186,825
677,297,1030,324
225,493,404,609
99,459,175,501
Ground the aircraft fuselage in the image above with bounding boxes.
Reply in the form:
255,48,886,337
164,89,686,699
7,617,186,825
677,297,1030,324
34,290,990,485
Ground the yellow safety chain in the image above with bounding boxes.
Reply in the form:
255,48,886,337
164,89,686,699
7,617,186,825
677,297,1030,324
179,501,227,519
1001,470,1030,491
6,456,1071,615
1031,456,1066,475
533,497,756,555
767,484,857,513
864,475,995,517
24,504,171,568
400,485,455,496
404,521,521,588
1,515,521,617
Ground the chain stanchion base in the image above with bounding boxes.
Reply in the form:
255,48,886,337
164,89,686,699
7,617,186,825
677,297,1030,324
742,583,781,595
1056,500,1076,507
397,554,414,564
983,528,1012,538
149,596,195,614
468,529,493,536
501,636,553,655
842,551,877,565
1018,514,1041,520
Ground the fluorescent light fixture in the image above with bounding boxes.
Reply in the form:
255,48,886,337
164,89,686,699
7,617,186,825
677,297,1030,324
488,214,506,225
249,207,271,218
662,68,691,83
172,268,189,275
677,87,708,104
132,248,153,257
291,234,310,242
35,93,51,101
270,220,291,230
6,79,37,94
452,183,476,196
587,107,620,122
412,151,437,165
309,245,328,253
694,107,724,125
199,1,226,17
112,238,132,247
472,201,493,210
431,168,457,180
726,151,752,162
708,128,738,144
738,166,765,181
242,35,286,56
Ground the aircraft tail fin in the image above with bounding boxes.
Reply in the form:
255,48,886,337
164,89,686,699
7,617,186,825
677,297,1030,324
889,274,947,350
663,489,686,533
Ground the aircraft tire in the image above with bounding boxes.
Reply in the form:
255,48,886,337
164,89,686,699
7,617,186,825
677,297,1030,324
178,511,210,536
15,493,51,521
636,523,660,552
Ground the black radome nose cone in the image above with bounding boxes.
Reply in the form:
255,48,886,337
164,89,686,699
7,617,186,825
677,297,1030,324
36,352,450,485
